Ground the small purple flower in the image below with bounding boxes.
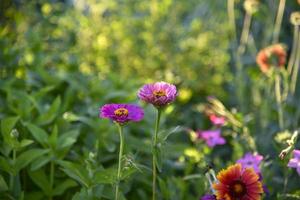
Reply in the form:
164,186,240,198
287,149,300,175
236,152,263,173
200,194,216,200
138,81,177,107
100,104,144,124
197,129,226,147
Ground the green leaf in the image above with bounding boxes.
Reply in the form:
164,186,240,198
30,155,52,171
1,116,19,147
57,161,90,187
15,149,49,173
1,116,19,136
0,175,8,192
57,129,80,149
0,156,12,174
94,168,117,185
25,123,48,147
19,139,34,149
158,126,182,143
49,125,58,150
153,146,162,173
36,96,61,126
28,169,51,194
52,179,77,196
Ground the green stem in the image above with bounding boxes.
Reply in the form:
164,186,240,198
152,109,161,200
290,32,300,95
115,125,124,200
275,73,284,130
272,0,286,44
49,161,55,200
238,12,252,55
227,0,237,46
287,25,299,75
9,149,17,192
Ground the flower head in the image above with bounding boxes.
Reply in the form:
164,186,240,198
100,104,144,124
209,114,226,127
287,149,300,175
237,153,263,173
200,194,217,200
138,81,177,107
197,129,226,147
256,44,286,73
213,164,263,200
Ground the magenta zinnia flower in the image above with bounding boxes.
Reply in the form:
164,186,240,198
237,153,263,173
197,129,226,147
100,104,144,124
138,81,177,107
287,149,300,175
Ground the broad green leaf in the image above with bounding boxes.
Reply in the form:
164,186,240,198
1,116,19,147
49,125,58,150
0,175,8,192
19,139,34,149
52,179,77,196
57,129,80,149
0,156,12,174
57,161,90,188
25,123,48,147
15,149,49,173
30,155,52,171
1,116,19,136
36,96,61,125
28,169,51,194
94,168,117,185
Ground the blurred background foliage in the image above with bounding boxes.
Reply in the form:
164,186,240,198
0,0,300,199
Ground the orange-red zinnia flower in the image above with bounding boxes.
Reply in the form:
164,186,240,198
256,44,286,73
213,164,263,200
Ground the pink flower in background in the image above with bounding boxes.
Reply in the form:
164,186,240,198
138,81,177,107
100,104,144,124
209,114,226,126
237,153,263,173
287,149,300,175
200,194,216,200
197,129,226,147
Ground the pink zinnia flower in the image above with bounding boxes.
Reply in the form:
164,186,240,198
138,81,177,107
100,104,144,124
237,153,263,173
287,149,300,175
209,114,226,126
197,129,226,147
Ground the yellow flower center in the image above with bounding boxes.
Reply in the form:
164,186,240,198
153,90,166,97
114,108,129,117
233,183,243,193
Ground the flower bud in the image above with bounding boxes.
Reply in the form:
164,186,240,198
244,0,259,15
10,129,19,138
290,11,300,26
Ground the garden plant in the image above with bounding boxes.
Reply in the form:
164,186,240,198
0,0,300,200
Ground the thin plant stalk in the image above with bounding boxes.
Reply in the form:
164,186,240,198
290,33,300,95
272,0,286,44
152,109,161,200
115,124,124,200
49,161,55,200
275,73,284,130
287,26,299,75
238,12,252,55
9,149,17,192
227,0,237,46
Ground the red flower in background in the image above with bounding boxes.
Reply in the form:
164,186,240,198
256,44,286,73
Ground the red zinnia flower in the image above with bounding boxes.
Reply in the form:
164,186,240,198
213,164,263,200
256,44,286,73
